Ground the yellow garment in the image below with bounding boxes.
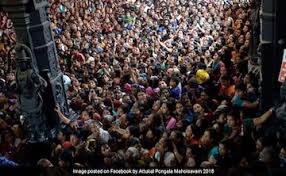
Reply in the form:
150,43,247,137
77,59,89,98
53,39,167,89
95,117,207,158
101,42,106,48
196,69,209,84
50,22,56,30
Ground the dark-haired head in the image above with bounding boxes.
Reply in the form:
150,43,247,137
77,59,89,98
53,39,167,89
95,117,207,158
227,108,241,128
170,76,180,88
200,128,217,147
235,82,246,93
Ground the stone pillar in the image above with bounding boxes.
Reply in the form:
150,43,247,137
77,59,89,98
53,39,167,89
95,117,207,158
1,0,69,142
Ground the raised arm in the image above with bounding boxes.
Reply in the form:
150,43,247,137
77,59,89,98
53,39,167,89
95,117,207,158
158,39,173,53
253,108,273,126
242,100,259,109
54,104,71,125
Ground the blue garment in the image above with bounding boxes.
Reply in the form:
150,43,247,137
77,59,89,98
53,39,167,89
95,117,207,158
59,4,66,13
171,21,178,28
55,27,62,34
0,157,18,167
126,112,135,122
126,24,133,30
112,110,118,117
208,146,219,157
171,21,178,32
211,61,222,72
158,26,166,33
96,47,104,53
247,91,258,102
170,83,182,100
181,87,187,95
232,95,243,107
184,110,194,123
139,73,148,81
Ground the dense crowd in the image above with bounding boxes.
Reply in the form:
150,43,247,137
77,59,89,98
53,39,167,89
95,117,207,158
1,0,286,175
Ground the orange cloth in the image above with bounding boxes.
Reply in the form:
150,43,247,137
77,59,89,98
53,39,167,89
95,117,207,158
187,136,199,145
148,147,156,158
0,43,5,51
226,85,235,97
219,85,235,98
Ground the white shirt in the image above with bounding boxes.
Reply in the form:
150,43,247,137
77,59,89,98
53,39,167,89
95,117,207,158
99,128,111,144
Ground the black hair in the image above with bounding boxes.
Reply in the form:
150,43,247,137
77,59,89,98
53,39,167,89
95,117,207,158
148,76,159,88
59,149,74,162
188,124,200,140
166,97,176,114
235,82,247,92
220,75,231,82
196,119,209,136
219,139,233,152
71,130,81,139
118,103,130,114
197,62,207,70
206,128,218,145
164,138,174,152
152,113,162,128
175,131,185,143
170,77,180,86
246,72,259,87
127,137,140,148
128,125,140,138
78,128,91,141
126,112,136,125
103,98,113,107
227,108,241,121
180,65,187,75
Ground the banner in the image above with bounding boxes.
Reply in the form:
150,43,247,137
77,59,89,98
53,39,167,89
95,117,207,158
278,49,286,82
